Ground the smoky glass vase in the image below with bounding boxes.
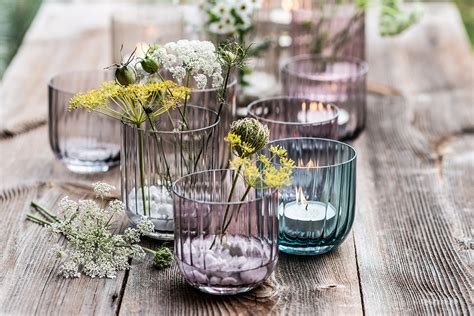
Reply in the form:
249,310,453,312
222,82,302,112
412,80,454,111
48,70,121,173
263,137,356,255
121,105,220,240
173,169,279,295
281,55,368,140
159,70,238,168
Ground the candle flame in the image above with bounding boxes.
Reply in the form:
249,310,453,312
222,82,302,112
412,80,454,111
281,0,300,11
301,101,306,113
295,187,308,206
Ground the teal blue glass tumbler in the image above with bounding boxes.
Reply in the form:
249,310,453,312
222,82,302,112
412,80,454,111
268,137,357,255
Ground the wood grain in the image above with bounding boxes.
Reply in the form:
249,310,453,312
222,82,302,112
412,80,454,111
353,91,473,314
366,3,474,96
0,1,472,315
118,235,363,315
0,181,127,315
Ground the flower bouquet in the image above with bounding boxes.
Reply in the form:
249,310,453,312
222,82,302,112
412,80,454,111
70,40,249,239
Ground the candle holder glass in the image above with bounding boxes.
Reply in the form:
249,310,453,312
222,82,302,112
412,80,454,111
121,106,220,240
247,96,339,140
281,55,368,140
263,137,356,255
173,169,279,295
48,70,121,173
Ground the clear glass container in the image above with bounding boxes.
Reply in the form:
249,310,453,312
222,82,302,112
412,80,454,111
48,70,121,173
121,105,220,240
173,169,279,295
263,137,357,255
159,71,238,168
247,96,339,139
281,55,368,140
111,5,186,63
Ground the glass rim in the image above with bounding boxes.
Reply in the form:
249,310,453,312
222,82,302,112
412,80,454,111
280,54,369,81
247,96,339,126
48,69,111,95
124,105,220,134
267,137,357,169
172,168,278,205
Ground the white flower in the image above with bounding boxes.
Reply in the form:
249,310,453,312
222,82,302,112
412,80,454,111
154,40,223,89
194,73,208,89
45,182,155,279
235,0,253,16
92,182,115,198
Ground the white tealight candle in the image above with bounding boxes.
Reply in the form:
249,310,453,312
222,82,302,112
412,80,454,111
280,201,337,238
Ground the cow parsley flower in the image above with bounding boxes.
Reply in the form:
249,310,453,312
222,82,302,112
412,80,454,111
25,182,167,279
151,40,223,89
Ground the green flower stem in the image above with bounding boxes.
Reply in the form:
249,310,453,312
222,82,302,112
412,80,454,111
137,126,148,216
157,73,189,129
210,165,242,249
183,73,191,120
31,202,60,223
26,214,52,226
191,65,232,172
221,185,251,234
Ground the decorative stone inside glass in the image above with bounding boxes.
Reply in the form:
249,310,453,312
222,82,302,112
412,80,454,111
173,169,278,295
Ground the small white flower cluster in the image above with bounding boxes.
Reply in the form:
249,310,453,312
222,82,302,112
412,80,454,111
152,40,223,89
201,0,261,36
47,182,155,279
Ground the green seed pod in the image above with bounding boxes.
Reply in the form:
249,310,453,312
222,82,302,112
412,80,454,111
115,65,136,86
140,57,159,74
230,118,269,157
153,247,173,269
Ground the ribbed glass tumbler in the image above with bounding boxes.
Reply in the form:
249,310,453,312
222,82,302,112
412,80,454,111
247,96,339,139
121,105,220,240
48,70,121,173
281,55,368,140
160,71,238,167
173,169,279,295
264,137,356,255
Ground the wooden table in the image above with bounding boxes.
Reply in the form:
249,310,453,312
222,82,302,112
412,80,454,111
0,2,472,315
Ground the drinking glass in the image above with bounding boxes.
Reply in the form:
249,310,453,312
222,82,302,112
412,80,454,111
173,169,279,295
263,137,356,255
121,105,220,240
247,96,339,139
281,55,368,139
48,70,121,173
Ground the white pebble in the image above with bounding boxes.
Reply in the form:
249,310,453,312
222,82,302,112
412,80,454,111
240,267,267,284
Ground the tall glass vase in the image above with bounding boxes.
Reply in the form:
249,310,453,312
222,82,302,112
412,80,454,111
121,105,220,240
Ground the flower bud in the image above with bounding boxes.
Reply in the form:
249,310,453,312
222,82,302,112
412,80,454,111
140,57,159,74
230,118,269,156
222,50,236,64
115,65,136,86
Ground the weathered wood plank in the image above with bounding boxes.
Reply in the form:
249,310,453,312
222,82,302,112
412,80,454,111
353,90,473,314
0,181,126,315
118,235,363,315
366,3,474,96
0,3,113,136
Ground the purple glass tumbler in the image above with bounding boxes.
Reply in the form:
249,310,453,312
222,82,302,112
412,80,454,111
247,96,339,140
281,55,368,140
